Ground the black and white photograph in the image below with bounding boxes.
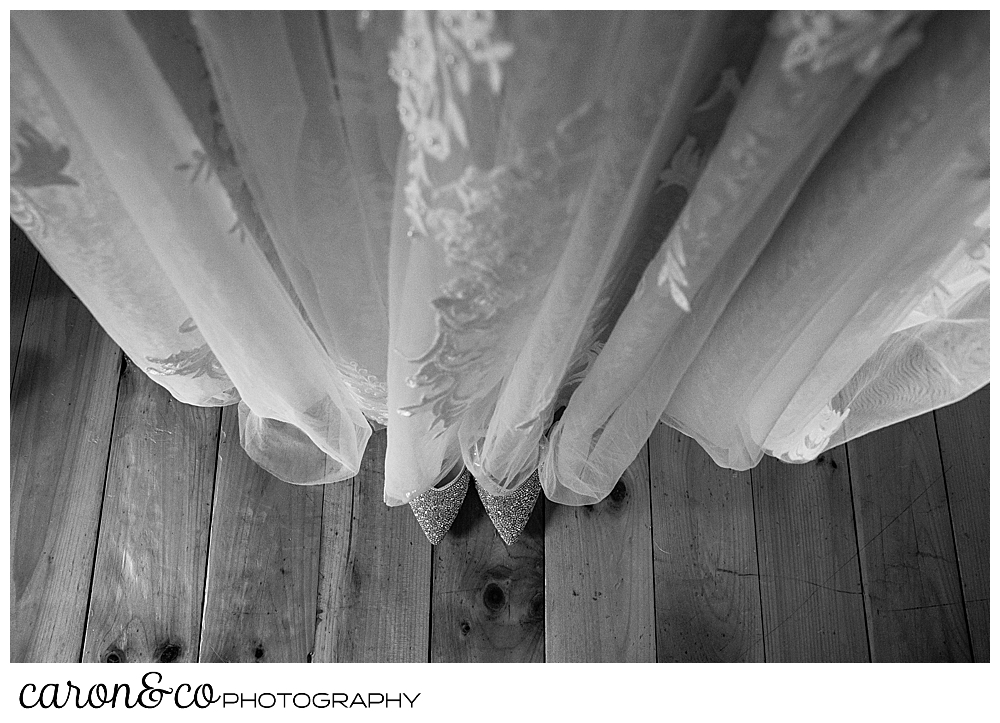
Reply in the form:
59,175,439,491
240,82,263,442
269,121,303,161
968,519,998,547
8,6,991,708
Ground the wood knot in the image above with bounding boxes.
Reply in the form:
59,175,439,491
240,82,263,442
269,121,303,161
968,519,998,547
253,643,265,660
606,478,629,510
815,454,838,470
459,620,472,636
102,646,126,663
155,641,182,663
482,582,507,612
523,591,545,624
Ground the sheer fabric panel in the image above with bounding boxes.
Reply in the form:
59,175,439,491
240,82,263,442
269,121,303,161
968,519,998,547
10,11,989,508
12,11,372,484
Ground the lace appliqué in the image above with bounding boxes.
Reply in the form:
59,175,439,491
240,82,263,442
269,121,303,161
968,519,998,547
896,222,990,333
389,10,524,429
773,10,922,78
393,98,606,428
146,345,229,381
337,360,389,426
10,121,81,236
10,187,46,237
692,68,742,114
11,121,79,189
390,10,514,235
655,136,705,312
145,317,232,383
175,149,251,244
657,136,703,194
397,159,554,428
653,66,743,314
766,403,851,463
656,239,691,313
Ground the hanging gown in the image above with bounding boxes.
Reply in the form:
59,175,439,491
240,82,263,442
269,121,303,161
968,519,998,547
10,10,989,509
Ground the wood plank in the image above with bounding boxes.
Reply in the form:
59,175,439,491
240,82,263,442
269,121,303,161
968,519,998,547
10,221,39,388
10,258,122,662
314,429,432,662
545,445,654,662
752,447,869,662
432,481,545,663
198,406,322,662
649,425,764,662
848,412,973,661
81,361,219,663
934,386,990,662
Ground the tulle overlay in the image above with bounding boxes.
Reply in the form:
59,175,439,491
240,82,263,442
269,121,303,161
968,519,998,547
11,11,989,507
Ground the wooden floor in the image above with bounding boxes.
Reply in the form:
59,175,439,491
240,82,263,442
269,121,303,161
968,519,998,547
10,222,990,663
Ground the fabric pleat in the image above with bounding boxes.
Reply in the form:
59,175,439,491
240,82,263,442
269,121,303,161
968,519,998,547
10,10,989,508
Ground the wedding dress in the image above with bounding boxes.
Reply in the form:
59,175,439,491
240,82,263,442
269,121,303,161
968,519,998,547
11,10,988,543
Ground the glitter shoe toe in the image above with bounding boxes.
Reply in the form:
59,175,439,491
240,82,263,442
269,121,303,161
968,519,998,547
475,470,541,546
409,468,471,545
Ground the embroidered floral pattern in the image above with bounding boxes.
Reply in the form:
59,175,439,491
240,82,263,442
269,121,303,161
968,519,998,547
397,157,561,429
174,149,214,183
773,10,921,78
146,345,229,381
11,121,79,188
655,137,705,312
145,317,232,383
651,63,745,315
387,10,532,429
394,104,607,430
390,10,514,236
175,148,251,243
897,227,990,332
766,403,851,462
693,67,742,114
204,388,239,405
9,187,47,237
657,136,703,194
10,121,81,236
337,359,389,426
656,240,691,313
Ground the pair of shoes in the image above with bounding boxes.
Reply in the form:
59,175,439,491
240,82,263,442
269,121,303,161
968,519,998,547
408,468,541,546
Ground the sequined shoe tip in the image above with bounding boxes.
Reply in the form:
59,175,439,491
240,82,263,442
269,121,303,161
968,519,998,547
409,468,471,545
475,470,541,545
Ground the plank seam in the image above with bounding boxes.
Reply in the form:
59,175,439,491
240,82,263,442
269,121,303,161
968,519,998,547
332,473,357,663
748,463,954,661
196,408,226,662
643,441,655,663
540,490,546,664
77,346,125,663
11,247,38,391
308,477,327,664
842,442,873,663
543,500,550,663
748,466,767,663
427,515,434,664
931,409,976,661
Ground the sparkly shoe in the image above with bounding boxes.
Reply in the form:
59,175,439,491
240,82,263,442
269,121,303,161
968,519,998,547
409,468,471,545
475,470,541,546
